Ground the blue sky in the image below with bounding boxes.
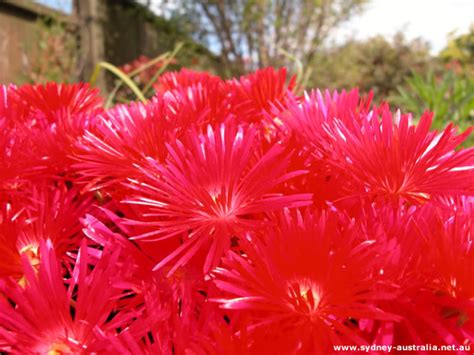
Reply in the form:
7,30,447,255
36,0,73,13
37,0,474,53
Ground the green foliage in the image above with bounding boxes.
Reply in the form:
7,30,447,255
440,25,474,76
394,71,474,145
309,33,433,97
22,15,77,83
89,62,147,104
93,43,184,107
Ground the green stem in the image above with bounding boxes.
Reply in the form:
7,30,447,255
142,42,184,95
105,51,171,106
89,62,146,103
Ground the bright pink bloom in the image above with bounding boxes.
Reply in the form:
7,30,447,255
0,183,95,280
74,97,171,191
358,199,474,348
424,198,474,300
0,86,41,189
278,89,374,206
125,123,311,274
1,67,473,352
74,90,233,193
16,82,102,122
164,77,232,127
155,68,222,92
101,284,226,354
0,240,131,354
83,215,227,354
228,67,296,124
1,83,102,178
212,209,396,353
283,89,474,204
0,85,31,126
0,194,28,280
155,68,234,126
327,110,474,203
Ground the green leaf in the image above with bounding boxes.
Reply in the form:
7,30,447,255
89,62,146,103
143,41,184,95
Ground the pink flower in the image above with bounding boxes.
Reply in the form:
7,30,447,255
282,89,474,205
0,86,41,189
0,240,131,354
1,67,473,351
125,123,311,274
16,83,102,122
155,68,222,93
228,67,296,124
278,89,374,206
212,209,397,353
0,182,95,280
74,97,171,192
1,83,103,179
327,110,474,203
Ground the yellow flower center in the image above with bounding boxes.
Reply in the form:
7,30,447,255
17,243,41,287
47,342,72,355
287,277,322,318
19,243,40,267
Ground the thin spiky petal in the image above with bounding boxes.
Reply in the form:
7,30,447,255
0,182,95,280
0,239,131,354
327,110,474,203
125,123,311,274
228,67,296,124
16,82,102,122
212,209,397,353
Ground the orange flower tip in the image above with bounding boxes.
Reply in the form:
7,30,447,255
18,243,40,267
47,342,73,355
287,277,322,317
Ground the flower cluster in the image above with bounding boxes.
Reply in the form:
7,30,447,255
0,68,473,354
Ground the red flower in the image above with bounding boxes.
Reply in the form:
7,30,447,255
74,97,171,192
327,109,474,203
125,123,311,274
1,67,473,351
0,240,130,354
416,198,474,343
0,86,42,189
16,82,103,122
0,183,95,280
212,209,397,353
0,121,26,191
120,55,176,84
358,199,474,347
83,214,225,354
0,85,31,126
164,76,232,127
155,68,222,93
425,198,474,300
75,89,234,194
100,282,223,354
0,194,28,280
277,89,374,206
228,67,296,124
284,90,474,204
1,84,102,178
281,89,373,153
155,68,233,126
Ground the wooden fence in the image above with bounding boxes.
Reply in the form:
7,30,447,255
0,0,74,84
0,0,169,90
0,0,220,90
